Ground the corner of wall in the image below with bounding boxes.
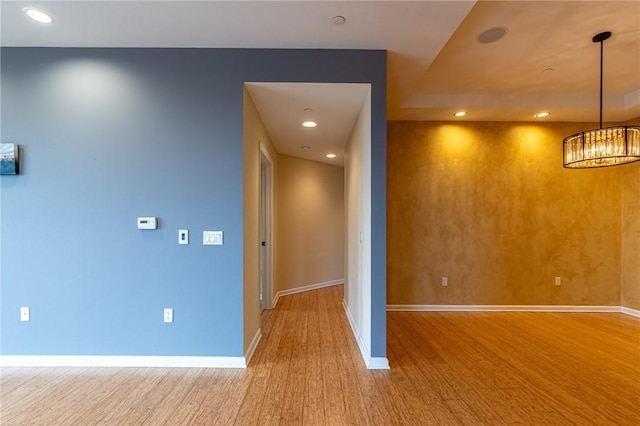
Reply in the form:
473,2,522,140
621,161,640,310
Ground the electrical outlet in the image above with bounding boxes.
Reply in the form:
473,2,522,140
164,308,173,323
20,307,30,322
441,277,448,287
554,277,562,286
178,229,189,245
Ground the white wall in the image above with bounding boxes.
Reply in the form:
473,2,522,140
344,89,372,363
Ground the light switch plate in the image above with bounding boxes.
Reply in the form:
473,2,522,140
164,308,173,323
203,231,223,245
211,231,223,245
179,229,189,245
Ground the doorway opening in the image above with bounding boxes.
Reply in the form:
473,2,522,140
243,82,381,368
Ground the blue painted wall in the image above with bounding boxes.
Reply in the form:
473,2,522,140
0,48,386,357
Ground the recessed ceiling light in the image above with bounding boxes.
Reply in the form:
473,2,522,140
453,111,467,117
332,16,346,25
24,7,54,24
477,27,507,44
543,68,554,74
535,112,551,118
326,153,337,159
300,145,311,150
302,108,317,127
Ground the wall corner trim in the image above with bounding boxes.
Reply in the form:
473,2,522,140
343,300,390,370
387,304,639,317
0,355,247,369
244,328,262,366
272,279,344,307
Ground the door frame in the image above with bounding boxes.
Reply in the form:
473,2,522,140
259,143,274,310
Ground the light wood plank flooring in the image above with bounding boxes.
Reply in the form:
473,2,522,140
1,285,639,425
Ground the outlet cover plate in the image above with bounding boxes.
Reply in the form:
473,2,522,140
20,307,30,322
179,229,189,245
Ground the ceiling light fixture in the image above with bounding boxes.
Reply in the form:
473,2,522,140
563,31,640,168
453,111,467,117
534,112,550,118
24,7,54,24
326,153,337,159
302,108,317,128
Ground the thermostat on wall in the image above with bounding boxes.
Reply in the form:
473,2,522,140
137,217,158,230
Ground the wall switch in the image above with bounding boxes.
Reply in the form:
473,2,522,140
20,307,30,322
164,308,173,323
20,306,31,321
441,277,448,287
554,277,562,286
178,229,189,245
203,231,223,246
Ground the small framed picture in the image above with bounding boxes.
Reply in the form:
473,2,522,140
0,143,19,175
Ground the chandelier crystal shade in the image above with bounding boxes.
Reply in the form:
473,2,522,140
562,31,640,168
563,126,640,168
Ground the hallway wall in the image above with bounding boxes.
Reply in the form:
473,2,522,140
276,154,344,294
243,88,279,352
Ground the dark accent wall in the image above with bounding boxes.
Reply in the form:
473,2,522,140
1,48,386,357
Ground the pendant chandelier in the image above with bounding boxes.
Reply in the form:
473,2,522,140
562,31,640,168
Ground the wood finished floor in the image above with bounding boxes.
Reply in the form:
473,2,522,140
1,284,639,425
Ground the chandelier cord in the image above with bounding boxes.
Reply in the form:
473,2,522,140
599,36,604,129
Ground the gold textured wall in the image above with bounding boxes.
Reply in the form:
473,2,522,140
388,121,630,306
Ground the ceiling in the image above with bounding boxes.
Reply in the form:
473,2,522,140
245,83,370,163
2,0,639,165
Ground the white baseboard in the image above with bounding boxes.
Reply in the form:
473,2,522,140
272,279,343,307
387,304,640,317
0,355,247,368
244,328,261,366
621,306,640,317
342,300,390,370
367,357,391,369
